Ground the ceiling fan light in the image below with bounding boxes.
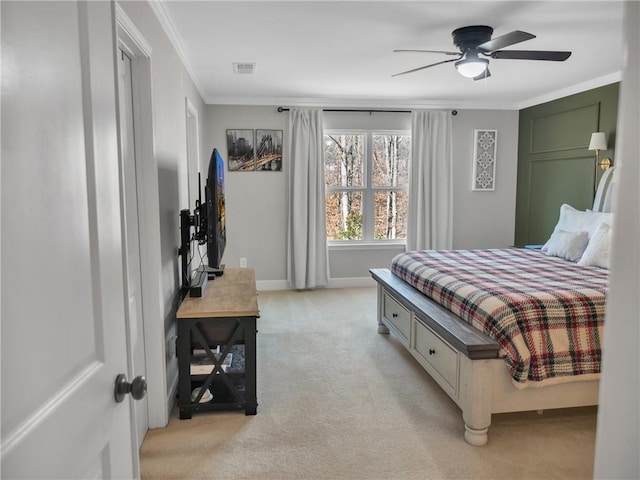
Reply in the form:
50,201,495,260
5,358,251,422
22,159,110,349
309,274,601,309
455,57,489,78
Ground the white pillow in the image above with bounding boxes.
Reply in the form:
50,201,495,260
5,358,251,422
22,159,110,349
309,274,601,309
578,222,611,269
542,204,613,251
544,229,590,262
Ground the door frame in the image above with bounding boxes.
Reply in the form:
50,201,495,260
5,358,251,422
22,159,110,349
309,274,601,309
116,5,169,429
186,97,201,208
185,97,206,264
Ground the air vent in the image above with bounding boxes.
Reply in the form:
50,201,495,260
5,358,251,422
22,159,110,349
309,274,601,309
233,63,256,74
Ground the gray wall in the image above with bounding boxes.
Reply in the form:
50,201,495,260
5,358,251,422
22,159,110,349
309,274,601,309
205,106,518,285
205,106,288,285
452,110,519,249
118,1,208,423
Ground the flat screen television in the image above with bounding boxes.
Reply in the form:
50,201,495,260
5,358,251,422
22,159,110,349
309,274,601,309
204,148,226,274
178,147,226,297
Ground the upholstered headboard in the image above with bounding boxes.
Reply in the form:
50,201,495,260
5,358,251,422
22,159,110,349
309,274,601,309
592,167,615,213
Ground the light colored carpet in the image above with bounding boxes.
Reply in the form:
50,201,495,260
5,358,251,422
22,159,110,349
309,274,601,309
140,287,597,480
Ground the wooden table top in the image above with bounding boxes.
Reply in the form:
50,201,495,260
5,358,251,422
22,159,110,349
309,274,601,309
177,268,259,319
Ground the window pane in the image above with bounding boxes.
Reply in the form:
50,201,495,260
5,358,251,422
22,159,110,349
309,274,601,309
324,134,364,188
374,191,408,240
372,135,410,187
326,191,363,240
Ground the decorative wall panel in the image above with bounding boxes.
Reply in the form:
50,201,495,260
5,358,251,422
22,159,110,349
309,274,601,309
472,129,497,191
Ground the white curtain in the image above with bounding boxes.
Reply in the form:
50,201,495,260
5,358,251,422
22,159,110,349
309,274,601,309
286,108,329,289
407,110,453,251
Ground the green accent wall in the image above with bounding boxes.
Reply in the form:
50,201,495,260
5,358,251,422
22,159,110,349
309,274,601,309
515,83,619,246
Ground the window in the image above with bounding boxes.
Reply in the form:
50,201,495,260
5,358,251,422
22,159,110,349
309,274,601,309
324,131,410,242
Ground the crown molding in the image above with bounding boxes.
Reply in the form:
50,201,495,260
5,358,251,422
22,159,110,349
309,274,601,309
144,0,621,113
204,95,520,111
205,73,622,111
146,0,206,100
516,72,622,109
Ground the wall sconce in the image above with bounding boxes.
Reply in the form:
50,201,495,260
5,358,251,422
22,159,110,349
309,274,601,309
588,132,612,170
589,132,612,194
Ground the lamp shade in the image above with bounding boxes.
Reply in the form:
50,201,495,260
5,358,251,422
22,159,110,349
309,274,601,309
589,132,607,151
455,57,489,78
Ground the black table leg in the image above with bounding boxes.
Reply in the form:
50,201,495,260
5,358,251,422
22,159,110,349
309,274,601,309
177,320,193,419
243,317,258,415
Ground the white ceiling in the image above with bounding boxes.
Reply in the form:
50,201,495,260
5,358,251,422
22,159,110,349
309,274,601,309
154,1,624,109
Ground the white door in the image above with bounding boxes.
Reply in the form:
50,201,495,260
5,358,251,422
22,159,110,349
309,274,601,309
117,47,150,449
1,2,136,478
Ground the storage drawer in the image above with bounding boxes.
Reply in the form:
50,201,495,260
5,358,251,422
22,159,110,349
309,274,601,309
413,316,459,397
383,292,411,344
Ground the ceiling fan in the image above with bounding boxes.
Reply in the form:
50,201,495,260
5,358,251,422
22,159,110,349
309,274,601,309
393,25,571,80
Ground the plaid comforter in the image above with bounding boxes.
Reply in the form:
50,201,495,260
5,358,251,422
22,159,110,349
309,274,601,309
391,249,607,387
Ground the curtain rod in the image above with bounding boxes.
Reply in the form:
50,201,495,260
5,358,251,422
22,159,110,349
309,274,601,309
277,107,458,115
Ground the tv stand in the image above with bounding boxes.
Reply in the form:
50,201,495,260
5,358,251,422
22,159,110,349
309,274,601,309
177,268,259,419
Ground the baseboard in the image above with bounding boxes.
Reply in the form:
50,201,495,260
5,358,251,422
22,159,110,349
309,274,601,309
327,277,376,288
165,372,179,426
257,277,375,291
257,279,290,291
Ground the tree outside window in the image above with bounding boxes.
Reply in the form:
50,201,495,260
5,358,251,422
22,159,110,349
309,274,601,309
324,131,410,242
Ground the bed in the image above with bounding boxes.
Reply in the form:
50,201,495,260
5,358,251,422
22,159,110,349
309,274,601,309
371,168,615,446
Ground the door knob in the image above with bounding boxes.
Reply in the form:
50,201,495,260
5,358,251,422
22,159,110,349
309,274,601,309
114,374,147,403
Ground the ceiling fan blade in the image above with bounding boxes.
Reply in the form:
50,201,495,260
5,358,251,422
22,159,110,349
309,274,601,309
491,50,572,61
473,68,491,81
477,30,535,52
394,49,460,56
391,57,460,77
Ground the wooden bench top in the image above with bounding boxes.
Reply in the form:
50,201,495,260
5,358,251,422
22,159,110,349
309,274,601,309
370,268,499,360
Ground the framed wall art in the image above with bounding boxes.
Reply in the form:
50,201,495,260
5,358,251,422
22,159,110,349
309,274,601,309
226,129,255,171
255,129,283,171
472,129,497,191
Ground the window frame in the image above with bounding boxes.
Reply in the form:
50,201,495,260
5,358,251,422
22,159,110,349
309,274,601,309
324,129,410,245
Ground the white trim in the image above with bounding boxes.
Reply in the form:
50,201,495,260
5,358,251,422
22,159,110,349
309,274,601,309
116,8,168,429
256,277,376,291
147,0,206,100
328,276,377,288
115,4,152,57
185,97,200,207
206,95,514,110
257,279,289,291
516,72,622,109
166,370,179,416
328,242,405,251
205,73,622,111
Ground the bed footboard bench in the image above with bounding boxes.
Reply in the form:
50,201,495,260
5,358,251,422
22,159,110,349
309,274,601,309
369,268,599,446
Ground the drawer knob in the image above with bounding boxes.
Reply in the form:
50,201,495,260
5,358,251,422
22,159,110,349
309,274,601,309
392,313,398,318
428,349,436,355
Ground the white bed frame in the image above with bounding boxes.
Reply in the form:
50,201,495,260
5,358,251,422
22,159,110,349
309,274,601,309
371,168,614,446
